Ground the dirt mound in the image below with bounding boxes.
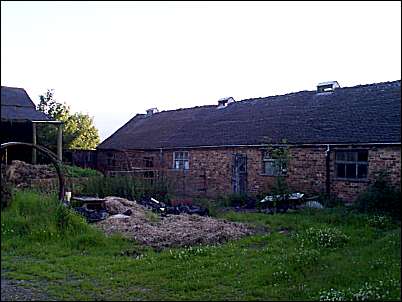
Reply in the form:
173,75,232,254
104,196,133,215
95,197,257,249
5,160,56,187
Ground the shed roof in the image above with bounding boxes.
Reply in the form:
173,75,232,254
98,80,401,150
1,86,53,122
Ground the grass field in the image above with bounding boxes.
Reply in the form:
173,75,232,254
1,191,400,301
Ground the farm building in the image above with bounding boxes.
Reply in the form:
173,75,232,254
1,86,63,163
97,80,401,202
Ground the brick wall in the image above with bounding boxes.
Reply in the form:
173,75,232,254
97,145,401,202
330,146,401,202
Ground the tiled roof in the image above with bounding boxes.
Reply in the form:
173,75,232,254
98,80,401,150
1,86,52,122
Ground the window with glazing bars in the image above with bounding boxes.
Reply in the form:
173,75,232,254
173,151,189,170
262,151,287,176
335,150,368,179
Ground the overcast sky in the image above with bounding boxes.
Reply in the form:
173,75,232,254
2,1,401,141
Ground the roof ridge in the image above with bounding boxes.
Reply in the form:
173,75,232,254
140,79,402,115
97,78,400,149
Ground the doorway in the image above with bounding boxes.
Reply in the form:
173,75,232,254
232,153,247,194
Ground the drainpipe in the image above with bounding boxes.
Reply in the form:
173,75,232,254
325,144,331,197
159,148,164,179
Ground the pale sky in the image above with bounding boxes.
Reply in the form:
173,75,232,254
1,1,401,141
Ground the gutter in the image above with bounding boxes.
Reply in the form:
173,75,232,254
96,142,401,151
31,120,63,124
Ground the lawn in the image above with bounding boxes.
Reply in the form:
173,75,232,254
1,190,400,301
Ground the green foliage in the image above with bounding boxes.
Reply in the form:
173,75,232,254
319,279,401,301
62,165,103,178
355,171,401,219
37,89,100,150
261,139,292,212
144,211,160,224
1,168,13,210
294,226,350,249
192,198,223,217
55,204,88,235
224,193,248,207
366,214,395,230
1,190,128,249
318,193,344,208
1,191,400,301
80,175,169,202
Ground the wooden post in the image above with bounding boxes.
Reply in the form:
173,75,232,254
32,122,37,164
57,123,63,162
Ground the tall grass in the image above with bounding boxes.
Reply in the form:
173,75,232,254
79,175,169,202
1,191,400,301
1,191,132,254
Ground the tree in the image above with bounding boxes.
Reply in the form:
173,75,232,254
260,138,292,213
37,89,100,150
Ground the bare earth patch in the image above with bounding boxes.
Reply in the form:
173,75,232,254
96,197,258,249
1,274,52,301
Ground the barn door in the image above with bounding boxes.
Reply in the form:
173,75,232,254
232,153,247,194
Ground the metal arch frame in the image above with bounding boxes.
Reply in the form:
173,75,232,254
1,142,65,201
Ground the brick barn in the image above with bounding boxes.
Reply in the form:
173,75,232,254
97,80,401,202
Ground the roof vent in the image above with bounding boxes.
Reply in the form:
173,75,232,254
317,81,340,93
146,107,159,117
217,97,235,109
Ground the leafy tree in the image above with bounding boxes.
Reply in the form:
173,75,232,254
37,89,100,151
260,138,292,213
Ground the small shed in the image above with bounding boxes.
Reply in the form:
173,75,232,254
1,86,63,163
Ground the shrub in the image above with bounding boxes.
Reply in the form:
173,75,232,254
355,172,401,219
63,165,103,178
224,193,249,207
192,198,222,217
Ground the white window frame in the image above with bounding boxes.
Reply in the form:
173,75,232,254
262,151,286,176
173,151,189,170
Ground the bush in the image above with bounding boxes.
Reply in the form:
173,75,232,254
225,193,249,207
63,165,103,178
355,172,401,219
